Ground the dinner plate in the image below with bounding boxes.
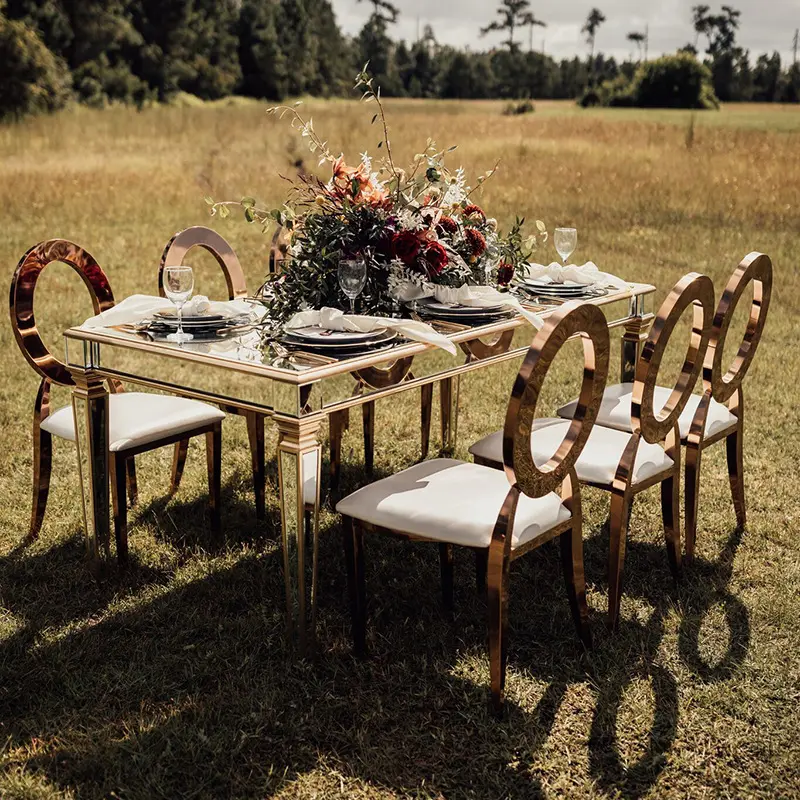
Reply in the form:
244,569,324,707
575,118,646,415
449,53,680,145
417,298,507,315
281,329,398,352
286,325,388,344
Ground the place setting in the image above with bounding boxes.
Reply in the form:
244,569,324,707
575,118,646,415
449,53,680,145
513,227,630,303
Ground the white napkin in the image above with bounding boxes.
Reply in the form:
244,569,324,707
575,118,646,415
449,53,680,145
521,262,630,292
394,283,543,329
82,294,263,328
286,307,458,355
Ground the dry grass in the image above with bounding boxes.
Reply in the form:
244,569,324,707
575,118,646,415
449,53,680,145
1,99,799,799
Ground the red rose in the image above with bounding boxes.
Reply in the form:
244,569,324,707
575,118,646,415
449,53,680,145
425,241,449,274
463,203,486,221
497,261,514,286
464,228,487,258
392,230,421,265
437,216,458,236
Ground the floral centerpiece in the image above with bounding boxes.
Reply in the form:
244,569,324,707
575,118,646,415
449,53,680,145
206,67,546,331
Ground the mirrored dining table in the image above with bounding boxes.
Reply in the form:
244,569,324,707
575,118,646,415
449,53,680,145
63,283,655,656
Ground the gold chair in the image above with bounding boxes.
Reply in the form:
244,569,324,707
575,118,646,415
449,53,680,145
158,226,270,518
471,274,716,628
10,239,225,561
337,302,611,714
554,254,772,562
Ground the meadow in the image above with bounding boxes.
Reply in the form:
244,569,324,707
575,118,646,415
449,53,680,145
1,98,799,799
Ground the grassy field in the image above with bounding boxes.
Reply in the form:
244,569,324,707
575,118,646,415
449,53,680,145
1,98,799,799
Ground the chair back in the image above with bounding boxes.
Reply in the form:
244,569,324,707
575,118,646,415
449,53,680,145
502,302,610,499
706,252,772,404
9,239,114,387
631,272,715,444
159,226,247,300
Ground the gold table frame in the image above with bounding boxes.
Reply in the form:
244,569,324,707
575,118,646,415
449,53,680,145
63,284,655,655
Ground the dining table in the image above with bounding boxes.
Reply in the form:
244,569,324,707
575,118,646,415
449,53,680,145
63,282,655,656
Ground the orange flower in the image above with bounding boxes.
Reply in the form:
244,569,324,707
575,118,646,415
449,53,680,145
330,156,388,207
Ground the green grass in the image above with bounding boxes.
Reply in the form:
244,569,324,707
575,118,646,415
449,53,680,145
1,100,800,799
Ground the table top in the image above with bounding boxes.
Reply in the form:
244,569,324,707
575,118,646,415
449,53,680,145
65,283,656,388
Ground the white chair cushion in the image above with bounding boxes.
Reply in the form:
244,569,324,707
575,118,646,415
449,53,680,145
303,451,318,507
469,418,674,487
336,458,571,550
557,383,737,440
41,392,225,452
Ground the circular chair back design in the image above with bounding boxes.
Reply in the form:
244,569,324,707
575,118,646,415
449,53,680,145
631,272,715,444
9,239,114,387
503,302,611,498
159,226,247,300
708,252,772,404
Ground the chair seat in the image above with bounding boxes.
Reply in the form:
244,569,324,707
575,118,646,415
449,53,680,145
557,383,737,441
469,419,674,487
41,392,225,452
336,458,571,550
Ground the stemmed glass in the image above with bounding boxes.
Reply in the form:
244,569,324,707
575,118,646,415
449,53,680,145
554,227,578,264
338,256,368,315
163,264,195,343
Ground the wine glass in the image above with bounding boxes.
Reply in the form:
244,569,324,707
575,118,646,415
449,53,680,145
163,264,195,343
338,257,367,315
554,227,578,265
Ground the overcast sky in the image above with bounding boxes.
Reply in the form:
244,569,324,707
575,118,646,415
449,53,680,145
331,1,800,64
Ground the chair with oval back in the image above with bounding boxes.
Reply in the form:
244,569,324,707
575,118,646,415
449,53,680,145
472,273,717,628
10,239,225,560
159,226,272,518
683,253,772,559
336,301,610,714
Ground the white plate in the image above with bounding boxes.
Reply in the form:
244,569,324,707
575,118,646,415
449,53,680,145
287,325,388,343
416,299,507,315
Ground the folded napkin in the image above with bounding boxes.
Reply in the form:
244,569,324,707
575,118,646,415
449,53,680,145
286,307,458,355
394,283,543,329
521,262,630,292
83,294,263,328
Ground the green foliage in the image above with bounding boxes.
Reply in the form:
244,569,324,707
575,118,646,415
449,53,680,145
0,10,71,120
594,53,720,110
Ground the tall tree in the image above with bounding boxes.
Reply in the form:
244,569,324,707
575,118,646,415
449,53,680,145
523,10,546,53
481,0,537,52
582,8,605,62
357,0,397,24
627,31,646,61
692,4,712,50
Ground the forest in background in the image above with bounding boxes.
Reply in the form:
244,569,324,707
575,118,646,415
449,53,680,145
1,0,799,119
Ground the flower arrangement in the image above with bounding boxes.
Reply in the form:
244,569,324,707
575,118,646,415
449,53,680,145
207,66,547,327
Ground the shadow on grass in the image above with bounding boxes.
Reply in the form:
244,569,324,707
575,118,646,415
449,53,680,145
0,469,751,799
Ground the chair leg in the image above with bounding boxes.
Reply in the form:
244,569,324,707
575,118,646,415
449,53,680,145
342,516,366,656
661,470,682,581
170,438,190,495
607,490,630,631
420,383,433,460
126,457,138,507
684,442,702,563
110,454,128,564
726,421,746,530
30,428,52,540
487,542,510,717
206,424,222,540
561,523,592,650
475,548,488,594
246,412,266,520
362,401,375,476
439,543,454,614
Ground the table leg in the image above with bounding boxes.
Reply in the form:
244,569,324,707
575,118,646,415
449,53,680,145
70,371,110,565
276,416,323,656
329,409,349,501
620,294,649,383
440,376,460,457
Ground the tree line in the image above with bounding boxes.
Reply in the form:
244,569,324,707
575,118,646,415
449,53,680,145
0,0,798,121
